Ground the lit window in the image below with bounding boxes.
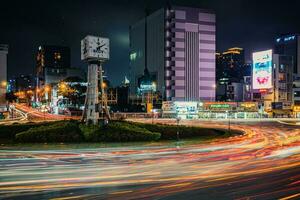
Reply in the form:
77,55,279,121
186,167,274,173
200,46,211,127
54,52,61,60
130,52,137,61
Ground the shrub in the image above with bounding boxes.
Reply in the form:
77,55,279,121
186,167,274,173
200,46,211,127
0,121,58,140
131,122,231,140
80,121,161,142
79,124,99,142
15,121,83,143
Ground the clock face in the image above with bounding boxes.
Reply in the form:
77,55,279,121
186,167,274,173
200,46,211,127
81,36,110,61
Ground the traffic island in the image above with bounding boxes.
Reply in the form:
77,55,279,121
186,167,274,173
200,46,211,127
0,120,241,144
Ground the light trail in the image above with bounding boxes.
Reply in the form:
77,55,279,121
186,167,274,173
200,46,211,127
1,120,300,199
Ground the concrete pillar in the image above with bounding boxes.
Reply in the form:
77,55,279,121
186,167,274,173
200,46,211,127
86,63,99,124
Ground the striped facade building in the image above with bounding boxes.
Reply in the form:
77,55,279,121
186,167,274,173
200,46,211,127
0,45,8,106
129,6,216,101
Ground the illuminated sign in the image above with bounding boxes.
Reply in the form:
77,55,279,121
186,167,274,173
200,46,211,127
240,102,256,108
239,102,258,111
276,35,296,43
210,104,230,109
174,101,198,115
284,36,295,41
162,101,175,113
204,102,237,111
293,106,300,112
252,50,273,90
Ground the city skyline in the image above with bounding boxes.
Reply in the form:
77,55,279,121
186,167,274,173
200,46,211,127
2,2,300,199
1,0,300,85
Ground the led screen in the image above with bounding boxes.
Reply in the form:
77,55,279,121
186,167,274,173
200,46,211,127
252,50,273,90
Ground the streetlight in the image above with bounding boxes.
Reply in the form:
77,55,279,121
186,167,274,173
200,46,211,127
1,81,7,88
151,82,156,124
102,82,107,89
176,117,181,141
211,84,216,102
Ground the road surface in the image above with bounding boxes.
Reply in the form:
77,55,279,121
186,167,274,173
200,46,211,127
1,120,300,199
14,104,80,121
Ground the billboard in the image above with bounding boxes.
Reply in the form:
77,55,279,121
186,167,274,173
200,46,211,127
252,50,273,90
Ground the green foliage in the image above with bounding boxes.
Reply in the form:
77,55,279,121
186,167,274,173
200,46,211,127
15,121,83,143
79,124,99,142
80,121,161,142
1,120,238,144
0,121,57,140
131,122,232,140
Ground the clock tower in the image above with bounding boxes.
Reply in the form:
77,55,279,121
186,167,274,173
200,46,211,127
81,35,110,124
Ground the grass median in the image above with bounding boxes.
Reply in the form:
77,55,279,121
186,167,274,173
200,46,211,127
0,120,241,143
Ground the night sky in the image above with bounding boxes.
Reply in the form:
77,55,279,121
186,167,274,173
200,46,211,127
1,0,300,85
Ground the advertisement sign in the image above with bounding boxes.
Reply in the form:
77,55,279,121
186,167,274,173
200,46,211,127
162,101,175,113
252,50,273,90
204,102,237,111
238,102,258,112
293,106,300,112
272,102,283,110
174,102,198,114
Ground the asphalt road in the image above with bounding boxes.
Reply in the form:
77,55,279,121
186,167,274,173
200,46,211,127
1,120,300,199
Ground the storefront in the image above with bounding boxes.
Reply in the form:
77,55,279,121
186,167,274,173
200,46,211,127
161,101,176,118
293,106,300,118
271,102,293,118
174,101,199,119
162,101,199,119
199,102,237,119
236,102,259,118
162,101,261,119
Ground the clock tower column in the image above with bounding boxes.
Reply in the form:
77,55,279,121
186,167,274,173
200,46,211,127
85,61,100,124
81,35,110,125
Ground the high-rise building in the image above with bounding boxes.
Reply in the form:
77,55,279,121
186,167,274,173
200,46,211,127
243,76,252,101
274,34,300,75
216,47,250,101
273,54,294,103
36,45,71,85
37,45,70,73
251,49,294,115
36,45,84,85
8,74,35,93
0,44,8,109
216,47,247,83
129,5,216,101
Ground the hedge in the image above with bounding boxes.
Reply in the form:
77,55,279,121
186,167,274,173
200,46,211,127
15,121,83,143
0,121,58,140
1,120,238,144
131,122,234,140
80,121,161,142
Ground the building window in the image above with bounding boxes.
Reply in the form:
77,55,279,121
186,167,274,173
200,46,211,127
294,91,300,97
54,52,61,60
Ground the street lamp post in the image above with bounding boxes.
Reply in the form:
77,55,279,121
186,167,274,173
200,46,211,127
211,84,216,102
176,117,181,141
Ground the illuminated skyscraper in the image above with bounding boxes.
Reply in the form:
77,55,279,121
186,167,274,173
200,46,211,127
216,47,248,101
216,47,246,84
129,6,216,101
36,45,84,86
275,34,300,75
